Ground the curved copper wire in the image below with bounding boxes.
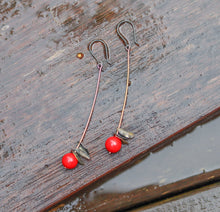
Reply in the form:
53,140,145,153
116,20,139,135
76,40,111,150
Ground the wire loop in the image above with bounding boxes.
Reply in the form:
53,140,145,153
116,20,139,49
88,39,111,66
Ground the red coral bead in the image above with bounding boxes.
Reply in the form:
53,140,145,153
105,136,122,153
62,153,78,169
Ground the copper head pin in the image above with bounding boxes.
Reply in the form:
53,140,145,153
105,20,139,154
62,39,111,169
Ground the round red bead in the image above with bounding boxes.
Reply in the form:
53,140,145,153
105,136,122,153
62,153,78,169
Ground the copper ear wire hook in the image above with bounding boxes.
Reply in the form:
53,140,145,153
116,20,139,50
75,39,111,150
62,39,112,169
115,20,139,136
104,21,139,153
88,39,111,67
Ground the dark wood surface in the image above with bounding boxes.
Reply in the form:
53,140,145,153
81,169,220,212
134,182,220,212
49,115,220,211
0,0,220,211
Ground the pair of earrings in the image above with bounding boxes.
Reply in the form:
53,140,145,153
62,20,139,169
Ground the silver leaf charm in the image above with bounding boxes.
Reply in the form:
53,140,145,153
118,128,134,139
72,151,84,165
76,144,90,160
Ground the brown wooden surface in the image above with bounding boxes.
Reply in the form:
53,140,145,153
133,182,220,212
81,169,220,212
49,115,220,211
0,0,220,211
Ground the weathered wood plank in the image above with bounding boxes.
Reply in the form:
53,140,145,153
79,169,220,212
0,0,220,211
133,182,220,212
49,115,220,211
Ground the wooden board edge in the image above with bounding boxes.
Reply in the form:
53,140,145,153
42,106,220,212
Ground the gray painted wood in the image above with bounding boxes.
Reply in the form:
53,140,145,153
0,0,220,211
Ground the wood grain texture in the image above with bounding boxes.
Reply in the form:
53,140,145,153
136,182,220,212
0,0,220,211
82,169,220,212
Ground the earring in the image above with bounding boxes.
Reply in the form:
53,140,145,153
62,39,111,169
105,20,139,153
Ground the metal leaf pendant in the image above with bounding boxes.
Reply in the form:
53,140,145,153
117,136,129,145
72,151,85,165
117,128,134,139
76,143,90,160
